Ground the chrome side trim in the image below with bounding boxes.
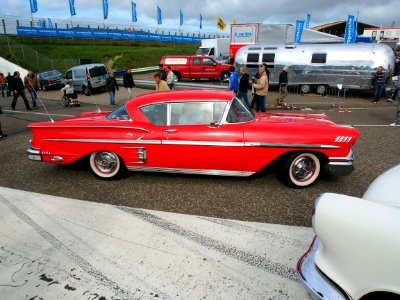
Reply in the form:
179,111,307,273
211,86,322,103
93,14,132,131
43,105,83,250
51,156,64,162
43,138,162,145
163,140,243,147
328,149,354,163
28,125,149,132
127,166,254,177
245,142,340,149
297,237,349,300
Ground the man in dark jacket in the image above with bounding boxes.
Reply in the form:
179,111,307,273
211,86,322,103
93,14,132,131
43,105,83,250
372,66,386,103
123,68,135,100
10,71,32,110
158,64,167,81
388,47,400,102
237,67,250,107
6,72,12,97
277,66,289,106
106,71,119,107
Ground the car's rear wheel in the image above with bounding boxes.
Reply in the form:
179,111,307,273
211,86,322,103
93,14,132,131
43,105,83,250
89,151,124,179
279,152,321,188
300,84,311,94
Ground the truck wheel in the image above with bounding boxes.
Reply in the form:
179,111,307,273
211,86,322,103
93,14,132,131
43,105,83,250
316,85,327,95
278,152,321,188
173,72,180,82
300,84,311,94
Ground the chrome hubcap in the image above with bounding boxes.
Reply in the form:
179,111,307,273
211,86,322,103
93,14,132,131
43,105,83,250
292,157,315,181
95,152,117,173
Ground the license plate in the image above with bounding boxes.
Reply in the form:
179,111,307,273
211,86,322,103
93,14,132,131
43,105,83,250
95,82,102,87
28,154,42,161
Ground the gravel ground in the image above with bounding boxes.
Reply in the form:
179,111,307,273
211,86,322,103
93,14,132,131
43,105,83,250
0,88,399,227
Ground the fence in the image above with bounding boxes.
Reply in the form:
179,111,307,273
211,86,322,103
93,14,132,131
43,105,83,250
0,14,229,40
0,35,79,73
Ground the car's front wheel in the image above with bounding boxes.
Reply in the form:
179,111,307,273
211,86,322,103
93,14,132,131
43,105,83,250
279,152,321,188
89,151,124,179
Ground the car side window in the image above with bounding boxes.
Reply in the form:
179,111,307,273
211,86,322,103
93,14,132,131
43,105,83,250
193,58,201,66
65,71,72,80
203,58,215,66
170,102,227,125
140,103,167,126
106,104,131,121
226,97,255,123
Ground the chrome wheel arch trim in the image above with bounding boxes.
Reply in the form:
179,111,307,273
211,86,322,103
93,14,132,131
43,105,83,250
127,166,254,177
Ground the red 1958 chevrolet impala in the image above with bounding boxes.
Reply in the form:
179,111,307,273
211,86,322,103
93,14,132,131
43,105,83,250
26,90,360,188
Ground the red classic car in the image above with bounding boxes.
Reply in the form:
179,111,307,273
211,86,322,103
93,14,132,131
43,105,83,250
26,90,360,188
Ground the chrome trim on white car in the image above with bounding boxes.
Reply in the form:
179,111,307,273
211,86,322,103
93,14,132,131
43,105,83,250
127,166,254,177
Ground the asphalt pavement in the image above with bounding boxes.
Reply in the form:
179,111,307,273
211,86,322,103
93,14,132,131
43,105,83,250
0,87,399,226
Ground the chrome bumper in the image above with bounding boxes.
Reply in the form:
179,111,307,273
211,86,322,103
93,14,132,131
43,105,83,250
326,149,354,176
297,237,348,300
26,148,42,162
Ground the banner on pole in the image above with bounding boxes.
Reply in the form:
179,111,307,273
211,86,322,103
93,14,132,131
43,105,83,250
200,14,203,29
103,0,108,20
217,16,226,30
305,13,311,29
294,20,305,44
132,2,137,22
180,9,183,27
157,6,162,25
29,0,38,13
69,0,76,16
344,15,355,44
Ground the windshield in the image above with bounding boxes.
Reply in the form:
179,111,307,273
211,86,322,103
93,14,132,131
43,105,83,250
226,97,255,123
195,48,210,55
89,66,107,77
106,104,130,121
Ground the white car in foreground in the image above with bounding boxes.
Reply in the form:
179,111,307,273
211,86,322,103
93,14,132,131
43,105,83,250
297,164,400,300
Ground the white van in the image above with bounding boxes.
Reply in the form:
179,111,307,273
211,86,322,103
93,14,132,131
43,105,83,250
64,64,108,96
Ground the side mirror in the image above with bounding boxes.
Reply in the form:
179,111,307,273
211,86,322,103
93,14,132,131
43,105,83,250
209,122,219,128
214,63,217,66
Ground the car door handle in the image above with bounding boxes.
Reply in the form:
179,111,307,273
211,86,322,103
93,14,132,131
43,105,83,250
165,129,177,133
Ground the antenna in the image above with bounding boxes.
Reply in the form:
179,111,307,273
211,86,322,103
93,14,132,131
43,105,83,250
34,89,54,122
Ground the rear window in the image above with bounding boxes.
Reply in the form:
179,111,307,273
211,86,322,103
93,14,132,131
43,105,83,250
311,53,327,64
106,104,130,121
89,66,107,77
41,70,62,78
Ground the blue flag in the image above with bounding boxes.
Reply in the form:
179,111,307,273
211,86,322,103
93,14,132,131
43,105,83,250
180,9,183,27
305,13,311,29
344,15,355,43
132,1,137,22
200,14,203,29
29,0,38,13
103,0,108,20
69,0,76,16
352,14,359,43
157,6,162,25
294,20,305,44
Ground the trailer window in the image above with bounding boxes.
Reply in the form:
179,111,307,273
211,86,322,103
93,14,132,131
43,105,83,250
247,53,259,63
311,53,327,64
262,53,275,68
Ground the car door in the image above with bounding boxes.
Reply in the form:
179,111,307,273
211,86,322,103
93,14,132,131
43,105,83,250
162,101,244,173
190,57,203,78
201,57,218,78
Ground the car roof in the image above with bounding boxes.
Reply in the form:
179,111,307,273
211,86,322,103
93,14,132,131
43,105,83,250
126,90,235,108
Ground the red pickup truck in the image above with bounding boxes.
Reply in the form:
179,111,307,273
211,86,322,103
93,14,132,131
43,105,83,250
160,55,232,82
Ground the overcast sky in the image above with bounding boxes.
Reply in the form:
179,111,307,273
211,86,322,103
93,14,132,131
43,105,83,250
2,0,399,33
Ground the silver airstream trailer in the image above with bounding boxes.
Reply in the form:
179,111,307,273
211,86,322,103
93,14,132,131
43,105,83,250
234,43,395,93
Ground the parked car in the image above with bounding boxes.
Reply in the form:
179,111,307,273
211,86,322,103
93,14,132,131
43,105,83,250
26,90,359,188
37,70,63,91
297,164,400,299
63,63,108,96
160,56,232,82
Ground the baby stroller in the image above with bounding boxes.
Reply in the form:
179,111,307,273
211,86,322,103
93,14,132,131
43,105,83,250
62,91,80,107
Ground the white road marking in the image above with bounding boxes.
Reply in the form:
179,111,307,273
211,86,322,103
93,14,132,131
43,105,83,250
0,187,313,300
3,109,73,117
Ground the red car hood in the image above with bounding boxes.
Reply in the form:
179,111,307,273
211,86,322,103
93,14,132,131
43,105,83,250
256,112,336,126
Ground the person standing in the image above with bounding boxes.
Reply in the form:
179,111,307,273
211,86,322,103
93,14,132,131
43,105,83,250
154,73,170,92
158,64,167,81
123,68,135,100
0,104,6,139
24,70,41,109
252,64,269,112
6,72,12,97
10,71,32,111
277,66,289,107
228,66,239,94
372,66,386,103
166,66,175,90
237,67,250,107
0,73,7,97
388,47,400,102
106,71,119,107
